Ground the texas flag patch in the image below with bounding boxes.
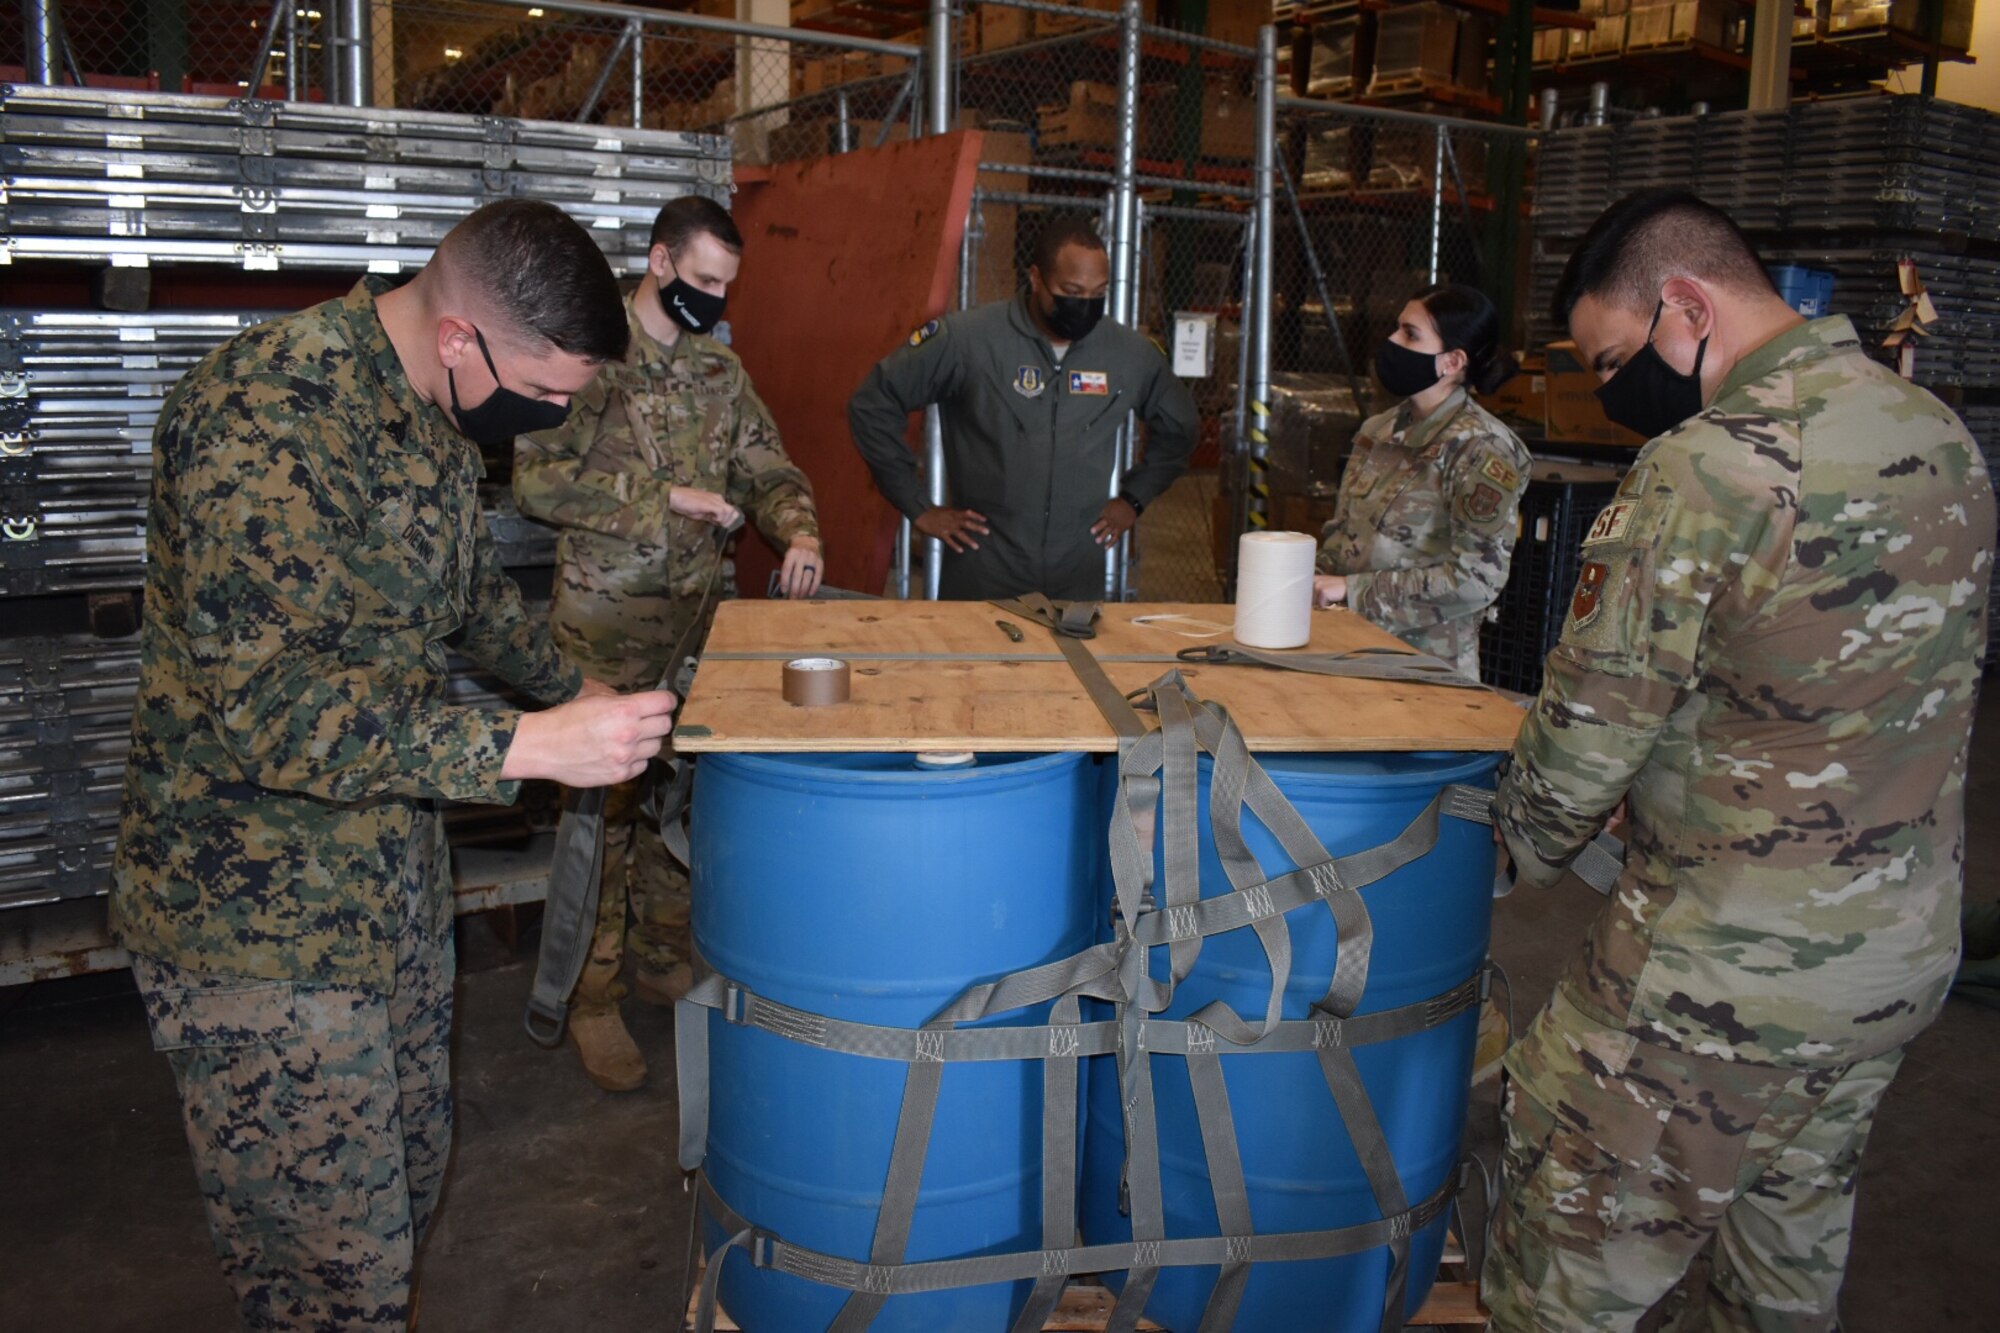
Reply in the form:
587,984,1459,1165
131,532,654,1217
1068,370,1110,396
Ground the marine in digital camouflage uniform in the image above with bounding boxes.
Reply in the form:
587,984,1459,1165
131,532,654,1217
111,201,650,1329
1484,192,1993,1332
514,197,818,1090
1316,387,1530,680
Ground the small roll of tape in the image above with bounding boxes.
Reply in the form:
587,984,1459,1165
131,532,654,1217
782,656,851,706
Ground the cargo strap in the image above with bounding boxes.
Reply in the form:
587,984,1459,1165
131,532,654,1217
521,785,607,1048
524,521,736,1046
686,1172,1455,1333
1174,642,1485,689
677,663,1499,1333
1493,828,1626,899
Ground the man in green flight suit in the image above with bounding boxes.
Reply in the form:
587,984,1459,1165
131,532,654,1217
848,215,1199,601
1484,190,1994,1332
515,195,821,1091
112,199,679,1330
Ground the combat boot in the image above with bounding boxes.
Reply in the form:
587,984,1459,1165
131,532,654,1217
632,961,694,1007
569,929,646,1091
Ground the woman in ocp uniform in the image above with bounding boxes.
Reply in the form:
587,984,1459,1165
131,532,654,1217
1313,283,1532,682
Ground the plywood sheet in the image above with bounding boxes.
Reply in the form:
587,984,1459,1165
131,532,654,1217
674,601,1525,753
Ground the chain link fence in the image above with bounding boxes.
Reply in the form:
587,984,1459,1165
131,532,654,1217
1255,98,1532,563
954,2,1252,602
0,1,922,166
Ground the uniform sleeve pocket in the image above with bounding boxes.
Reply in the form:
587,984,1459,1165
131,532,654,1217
136,965,370,1236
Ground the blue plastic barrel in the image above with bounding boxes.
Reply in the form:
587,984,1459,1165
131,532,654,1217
1080,751,1501,1333
693,751,1104,1332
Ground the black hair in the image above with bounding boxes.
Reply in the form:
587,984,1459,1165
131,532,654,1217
1031,215,1107,277
650,194,744,257
1552,189,1776,331
446,198,627,363
1413,283,1515,397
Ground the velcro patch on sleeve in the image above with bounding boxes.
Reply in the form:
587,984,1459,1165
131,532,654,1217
1481,455,1521,490
1583,500,1638,547
1460,482,1505,524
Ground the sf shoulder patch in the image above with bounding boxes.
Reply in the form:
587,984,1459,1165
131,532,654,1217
1013,366,1046,398
1571,560,1609,628
908,319,940,347
1068,370,1109,396
1583,500,1638,547
1481,455,1521,490
1461,482,1504,524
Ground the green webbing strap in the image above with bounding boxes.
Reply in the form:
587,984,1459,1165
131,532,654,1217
690,1172,1456,1302
521,785,607,1048
1187,1042,1254,1333
645,754,696,870
1010,993,1084,1333
675,969,1476,1070
1573,830,1626,896
1317,1039,1416,1333
995,594,1150,748
1175,642,1487,690
830,1032,947,1332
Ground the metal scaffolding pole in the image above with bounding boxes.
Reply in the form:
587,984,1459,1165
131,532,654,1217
337,0,371,106
1247,23,1277,536
23,0,59,85
912,0,953,599
1107,0,1143,330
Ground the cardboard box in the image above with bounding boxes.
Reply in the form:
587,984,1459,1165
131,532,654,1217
1306,18,1358,96
1544,342,1647,446
981,5,1035,49
1826,0,1891,32
1201,85,1258,159
1533,27,1568,63
1038,80,1121,148
1590,14,1627,54
1205,0,1269,48
1477,355,1548,437
1370,2,1462,89
1891,0,1972,48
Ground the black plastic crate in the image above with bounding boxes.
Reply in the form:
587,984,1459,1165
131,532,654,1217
1480,477,1621,695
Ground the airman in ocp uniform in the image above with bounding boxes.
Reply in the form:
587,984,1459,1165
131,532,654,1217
1483,190,1993,1333
515,196,820,1091
1313,283,1531,680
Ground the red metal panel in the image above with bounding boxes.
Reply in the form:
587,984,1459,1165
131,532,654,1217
725,130,984,599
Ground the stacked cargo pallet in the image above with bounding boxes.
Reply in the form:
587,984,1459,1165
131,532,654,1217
0,310,278,597
0,630,553,917
1528,98,2000,375
0,83,732,275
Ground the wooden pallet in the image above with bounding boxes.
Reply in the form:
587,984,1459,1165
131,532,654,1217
682,1263,1488,1331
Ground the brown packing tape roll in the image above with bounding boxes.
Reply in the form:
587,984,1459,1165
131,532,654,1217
782,656,851,706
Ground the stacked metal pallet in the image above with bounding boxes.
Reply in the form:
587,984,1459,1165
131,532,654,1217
0,629,556,912
0,309,279,596
0,83,732,274
1529,98,2000,368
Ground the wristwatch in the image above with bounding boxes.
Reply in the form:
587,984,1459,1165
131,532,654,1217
1119,490,1145,515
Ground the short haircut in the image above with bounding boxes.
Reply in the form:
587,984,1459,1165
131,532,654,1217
443,198,627,363
650,195,743,257
1552,189,1776,330
1032,215,1107,277
1414,283,1515,396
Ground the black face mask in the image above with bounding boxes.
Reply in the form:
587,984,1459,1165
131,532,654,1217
447,327,570,449
1375,338,1445,399
660,255,727,334
1045,293,1106,343
1595,301,1709,440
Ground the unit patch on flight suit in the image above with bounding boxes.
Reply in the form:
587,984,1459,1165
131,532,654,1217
1462,482,1504,524
1013,366,1047,398
1069,370,1109,396
1571,560,1610,628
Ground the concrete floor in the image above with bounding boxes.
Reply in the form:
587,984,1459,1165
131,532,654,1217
4,697,1999,1331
